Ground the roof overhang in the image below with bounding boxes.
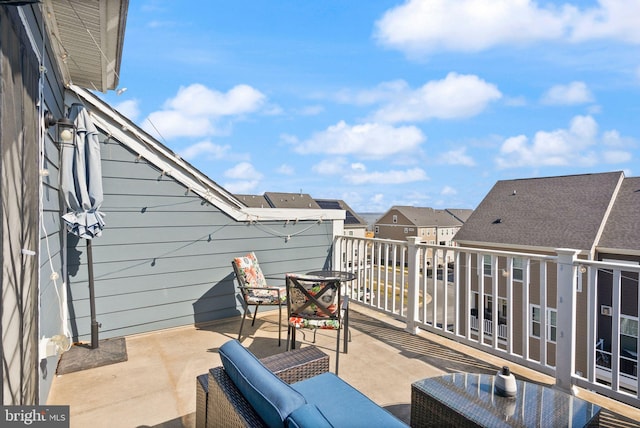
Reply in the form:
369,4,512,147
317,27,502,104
43,0,128,92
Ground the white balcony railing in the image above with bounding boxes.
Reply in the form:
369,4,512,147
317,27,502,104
333,235,640,408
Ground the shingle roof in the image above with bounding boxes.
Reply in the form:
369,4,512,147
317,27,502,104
454,172,624,251
446,209,474,223
597,177,640,253
315,199,366,226
235,194,271,208
391,206,467,227
264,192,321,209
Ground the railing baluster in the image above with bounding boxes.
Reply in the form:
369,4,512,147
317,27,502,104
335,236,640,406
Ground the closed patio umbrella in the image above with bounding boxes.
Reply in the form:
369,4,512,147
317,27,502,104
61,103,105,348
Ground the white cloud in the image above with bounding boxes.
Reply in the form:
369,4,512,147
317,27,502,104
350,162,367,171
372,194,385,204
602,130,636,148
224,162,263,180
164,83,265,116
374,0,567,56
334,80,409,105
223,180,260,194
569,0,640,43
345,167,428,185
276,164,295,175
179,141,230,160
312,158,348,175
372,73,501,122
296,105,325,116
143,83,266,140
438,147,476,166
374,0,640,57
541,81,594,105
144,110,216,139
295,121,425,159
114,99,140,121
441,186,457,196
223,162,263,193
603,151,632,163
496,115,634,168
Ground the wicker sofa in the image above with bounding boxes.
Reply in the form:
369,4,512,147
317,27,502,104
196,339,407,428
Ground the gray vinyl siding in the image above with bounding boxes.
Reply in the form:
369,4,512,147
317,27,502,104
1,5,67,405
38,14,69,405
65,134,335,341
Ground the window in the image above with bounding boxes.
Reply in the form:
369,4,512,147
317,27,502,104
512,258,524,282
530,305,557,342
483,255,492,276
548,310,557,342
620,316,638,376
531,306,541,338
392,215,397,224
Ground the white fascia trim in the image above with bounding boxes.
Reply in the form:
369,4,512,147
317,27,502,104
242,208,345,222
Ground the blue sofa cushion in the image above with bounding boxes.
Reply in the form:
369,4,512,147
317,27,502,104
292,372,408,428
286,404,333,428
219,340,306,428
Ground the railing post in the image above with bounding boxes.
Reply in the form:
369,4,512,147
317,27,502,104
406,237,421,335
555,248,580,393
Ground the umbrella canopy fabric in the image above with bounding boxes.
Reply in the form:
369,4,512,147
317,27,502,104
61,103,105,239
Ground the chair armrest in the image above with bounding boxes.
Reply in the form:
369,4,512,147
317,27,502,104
199,347,329,428
260,347,330,384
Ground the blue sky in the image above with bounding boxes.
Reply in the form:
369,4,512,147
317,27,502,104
101,0,640,213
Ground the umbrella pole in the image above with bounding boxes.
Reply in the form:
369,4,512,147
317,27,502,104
87,239,99,349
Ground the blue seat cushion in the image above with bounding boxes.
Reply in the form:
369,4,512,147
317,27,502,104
219,340,306,428
286,404,333,428
292,372,408,428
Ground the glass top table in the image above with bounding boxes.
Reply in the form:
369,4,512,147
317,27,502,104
411,373,601,427
305,270,356,282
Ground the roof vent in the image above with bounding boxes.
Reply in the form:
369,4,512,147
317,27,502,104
512,190,517,195
492,218,503,224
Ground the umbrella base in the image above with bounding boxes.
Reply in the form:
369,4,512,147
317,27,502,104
56,337,127,375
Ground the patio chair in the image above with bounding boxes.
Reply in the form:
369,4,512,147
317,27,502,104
232,252,285,346
285,273,347,374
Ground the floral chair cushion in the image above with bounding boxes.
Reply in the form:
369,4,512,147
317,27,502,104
286,274,341,330
233,252,286,304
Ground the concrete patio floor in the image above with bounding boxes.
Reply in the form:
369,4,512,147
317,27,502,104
48,305,640,428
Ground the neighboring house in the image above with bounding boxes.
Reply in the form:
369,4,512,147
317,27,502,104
236,193,368,237
315,199,368,238
453,171,638,390
375,206,471,245
265,192,321,209
375,206,472,265
236,194,271,208
1,1,344,406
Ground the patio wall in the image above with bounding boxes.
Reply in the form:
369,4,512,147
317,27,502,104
63,130,337,342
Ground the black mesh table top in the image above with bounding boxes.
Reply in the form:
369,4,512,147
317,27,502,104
411,373,601,428
306,270,356,281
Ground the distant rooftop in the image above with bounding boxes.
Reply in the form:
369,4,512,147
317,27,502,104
455,171,625,251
